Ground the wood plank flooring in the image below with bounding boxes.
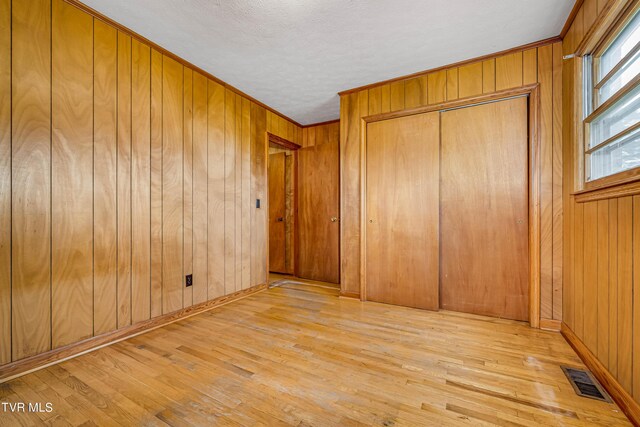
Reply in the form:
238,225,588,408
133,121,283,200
0,284,630,426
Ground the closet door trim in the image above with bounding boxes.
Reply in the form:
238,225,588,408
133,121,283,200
359,84,542,328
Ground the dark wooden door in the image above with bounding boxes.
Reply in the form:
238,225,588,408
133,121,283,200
268,152,286,273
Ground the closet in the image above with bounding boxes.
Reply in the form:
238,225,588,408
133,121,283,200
364,96,529,321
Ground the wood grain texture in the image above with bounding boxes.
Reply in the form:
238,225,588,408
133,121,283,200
268,153,286,273
3,284,631,426
617,197,633,394
241,98,251,290
389,80,404,112
608,199,618,377
445,68,459,101
596,200,609,365
539,44,553,320
117,31,132,328
523,48,537,85
93,20,118,336
162,56,184,314
251,102,268,287
224,89,237,293
0,0,10,365
441,98,529,321
496,52,523,90
131,39,151,323
150,48,163,318
634,196,640,401
482,59,496,93
183,68,193,307
11,0,52,361
298,129,340,283
404,76,427,108
51,0,94,348
192,72,208,304
583,201,598,354
2,0,298,368
366,113,440,310
458,62,482,98
207,80,225,299
552,42,563,321
574,202,585,339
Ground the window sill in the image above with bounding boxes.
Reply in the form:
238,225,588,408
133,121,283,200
574,169,640,202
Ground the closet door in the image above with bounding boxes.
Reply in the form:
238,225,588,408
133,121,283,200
440,97,529,321
365,112,439,310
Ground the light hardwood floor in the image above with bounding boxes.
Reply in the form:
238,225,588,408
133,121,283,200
0,285,630,426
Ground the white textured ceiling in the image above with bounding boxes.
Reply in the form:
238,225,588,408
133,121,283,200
82,0,574,125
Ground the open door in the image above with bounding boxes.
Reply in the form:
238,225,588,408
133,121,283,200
298,139,340,283
268,152,286,273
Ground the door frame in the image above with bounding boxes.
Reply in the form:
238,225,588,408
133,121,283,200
266,132,301,277
359,84,542,328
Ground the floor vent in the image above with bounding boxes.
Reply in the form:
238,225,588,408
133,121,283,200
561,366,611,402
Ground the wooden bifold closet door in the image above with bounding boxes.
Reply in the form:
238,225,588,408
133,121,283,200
365,112,440,310
440,97,529,321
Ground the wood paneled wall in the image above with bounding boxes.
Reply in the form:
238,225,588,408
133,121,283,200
0,0,302,365
339,41,564,322
562,0,640,408
301,121,340,149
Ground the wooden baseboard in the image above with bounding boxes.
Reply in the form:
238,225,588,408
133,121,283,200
539,318,561,331
561,323,640,425
0,284,268,383
339,291,361,299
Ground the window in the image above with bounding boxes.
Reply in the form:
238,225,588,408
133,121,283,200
585,6,640,182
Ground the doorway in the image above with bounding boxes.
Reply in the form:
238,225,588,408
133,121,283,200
268,134,299,276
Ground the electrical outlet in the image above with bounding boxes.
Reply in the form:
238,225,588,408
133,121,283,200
185,274,193,287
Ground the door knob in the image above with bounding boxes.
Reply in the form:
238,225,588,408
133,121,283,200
330,217,339,222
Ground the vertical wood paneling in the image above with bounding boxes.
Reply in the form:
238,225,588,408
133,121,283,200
496,52,523,90
192,72,208,304
93,20,118,336
241,98,251,290
482,59,495,93
183,68,193,307
608,199,618,376
234,94,242,291
583,202,598,354
458,62,482,99
251,102,267,287
522,48,537,85
0,0,10,365
161,56,183,314
11,0,52,360
446,68,458,101
404,76,426,108
617,197,633,393
208,80,225,299
51,0,94,348
3,0,301,364
150,49,163,318
634,196,640,400
380,84,391,113
389,81,404,112
117,31,132,328
574,202,584,339
539,44,553,320
224,89,237,294
552,42,563,320
596,200,609,365
368,86,382,115
131,39,151,323
427,70,446,104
